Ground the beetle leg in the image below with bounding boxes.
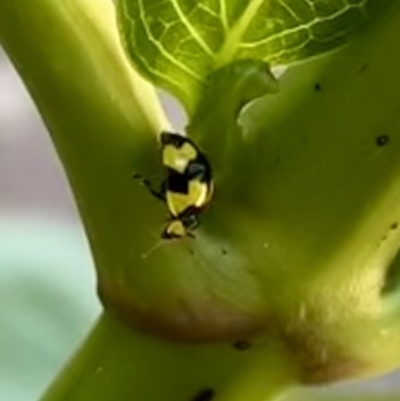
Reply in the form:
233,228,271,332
133,174,166,202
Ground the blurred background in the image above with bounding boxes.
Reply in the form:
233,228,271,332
0,47,100,400
0,45,399,400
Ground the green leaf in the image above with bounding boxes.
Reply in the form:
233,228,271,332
188,59,279,170
117,0,397,111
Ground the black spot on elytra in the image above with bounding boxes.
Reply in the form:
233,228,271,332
376,134,390,147
314,83,322,92
190,388,215,401
391,222,398,230
233,340,251,351
275,157,281,164
221,248,227,256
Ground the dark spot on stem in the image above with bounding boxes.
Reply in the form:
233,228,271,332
275,157,281,164
314,83,322,92
233,340,251,350
391,222,399,230
358,63,368,74
190,389,215,401
382,248,400,295
376,134,389,147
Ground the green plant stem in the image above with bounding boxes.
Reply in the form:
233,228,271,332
2,0,400,399
0,0,169,282
40,313,298,401
288,391,400,401
0,1,300,400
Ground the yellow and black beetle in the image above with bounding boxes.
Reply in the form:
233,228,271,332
135,132,214,239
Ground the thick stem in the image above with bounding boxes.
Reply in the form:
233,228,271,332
2,0,400,398
0,1,300,399
289,392,400,401
0,0,169,290
40,314,298,401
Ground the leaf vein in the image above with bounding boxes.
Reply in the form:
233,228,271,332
278,0,302,23
241,0,367,50
265,37,311,62
120,1,187,92
170,0,215,57
216,0,265,65
137,0,203,82
218,0,229,30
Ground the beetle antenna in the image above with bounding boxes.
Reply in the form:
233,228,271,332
141,238,166,259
